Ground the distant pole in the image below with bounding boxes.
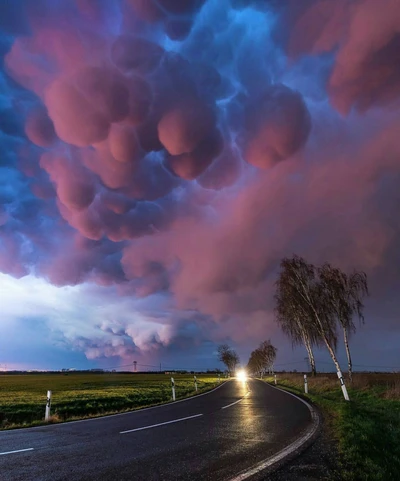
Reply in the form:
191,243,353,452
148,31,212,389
171,377,176,401
133,361,137,372
160,363,161,373
194,375,198,392
274,374,277,385
45,390,52,421
304,374,308,394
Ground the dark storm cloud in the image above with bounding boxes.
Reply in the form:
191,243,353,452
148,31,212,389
1,0,400,365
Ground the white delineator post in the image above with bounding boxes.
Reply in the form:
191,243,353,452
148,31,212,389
337,370,350,401
304,374,308,394
45,390,52,421
171,377,176,401
194,375,198,392
274,374,277,385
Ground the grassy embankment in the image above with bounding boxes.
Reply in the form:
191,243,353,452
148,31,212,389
0,372,220,429
265,372,400,481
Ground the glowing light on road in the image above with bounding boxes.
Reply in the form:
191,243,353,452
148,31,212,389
236,369,247,382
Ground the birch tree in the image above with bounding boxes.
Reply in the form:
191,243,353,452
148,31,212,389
319,264,368,382
275,291,321,376
247,340,277,377
275,255,350,400
247,349,264,377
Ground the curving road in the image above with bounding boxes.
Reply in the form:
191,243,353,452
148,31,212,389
0,380,314,481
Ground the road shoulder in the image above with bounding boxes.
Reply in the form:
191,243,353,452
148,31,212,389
266,409,341,481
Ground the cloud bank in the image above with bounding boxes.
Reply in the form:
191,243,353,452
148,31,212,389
1,0,400,367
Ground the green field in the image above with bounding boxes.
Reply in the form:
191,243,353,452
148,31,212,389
0,372,221,429
265,373,400,481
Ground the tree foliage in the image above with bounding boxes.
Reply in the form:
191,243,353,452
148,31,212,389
217,344,240,375
318,263,369,381
247,339,277,377
274,255,368,400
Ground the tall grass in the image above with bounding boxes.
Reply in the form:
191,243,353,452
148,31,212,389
273,371,400,399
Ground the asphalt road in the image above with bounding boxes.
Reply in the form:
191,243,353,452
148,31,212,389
0,380,313,481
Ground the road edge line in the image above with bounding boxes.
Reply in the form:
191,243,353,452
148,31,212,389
228,381,320,481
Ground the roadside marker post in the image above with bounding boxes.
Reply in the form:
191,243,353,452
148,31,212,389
274,374,277,385
218,374,221,384
45,390,52,421
171,377,176,401
337,370,350,401
304,374,308,394
194,376,198,392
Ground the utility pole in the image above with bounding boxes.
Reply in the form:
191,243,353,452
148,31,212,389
133,361,137,373
160,362,161,373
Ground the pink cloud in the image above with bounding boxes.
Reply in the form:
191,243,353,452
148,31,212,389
2,0,400,362
25,106,57,147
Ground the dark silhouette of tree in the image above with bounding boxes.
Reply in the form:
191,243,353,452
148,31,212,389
319,264,368,382
247,349,261,377
217,344,240,375
275,255,350,400
247,340,277,377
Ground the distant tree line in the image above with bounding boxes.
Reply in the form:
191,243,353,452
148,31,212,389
247,340,277,377
274,254,368,400
216,340,278,379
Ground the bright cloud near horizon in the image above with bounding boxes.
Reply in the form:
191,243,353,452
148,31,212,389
0,0,400,372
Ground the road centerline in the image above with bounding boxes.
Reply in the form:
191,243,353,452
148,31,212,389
0,448,34,456
120,413,203,434
221,390,251,410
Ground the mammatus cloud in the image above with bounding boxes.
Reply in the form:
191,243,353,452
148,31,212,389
1,0,400,366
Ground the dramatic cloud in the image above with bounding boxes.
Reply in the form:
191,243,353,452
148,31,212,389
242,84,311,168
1,0,400,369
158,97,215,156
25,106,56,147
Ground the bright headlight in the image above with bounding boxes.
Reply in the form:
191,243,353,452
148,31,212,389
236,369,247,382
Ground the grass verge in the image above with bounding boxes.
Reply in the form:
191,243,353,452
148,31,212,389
264,373,400,481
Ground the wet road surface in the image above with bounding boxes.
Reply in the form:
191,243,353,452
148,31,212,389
0,379,312,481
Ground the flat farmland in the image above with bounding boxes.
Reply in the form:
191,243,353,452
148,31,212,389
0,373,220,429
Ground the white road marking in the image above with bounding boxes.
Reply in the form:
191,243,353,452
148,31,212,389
228,381,319,481
0,381,228,433
221,390,250,410
120,413,203,434
0,448,34,456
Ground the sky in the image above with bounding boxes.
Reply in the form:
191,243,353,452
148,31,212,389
0,0,400,373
